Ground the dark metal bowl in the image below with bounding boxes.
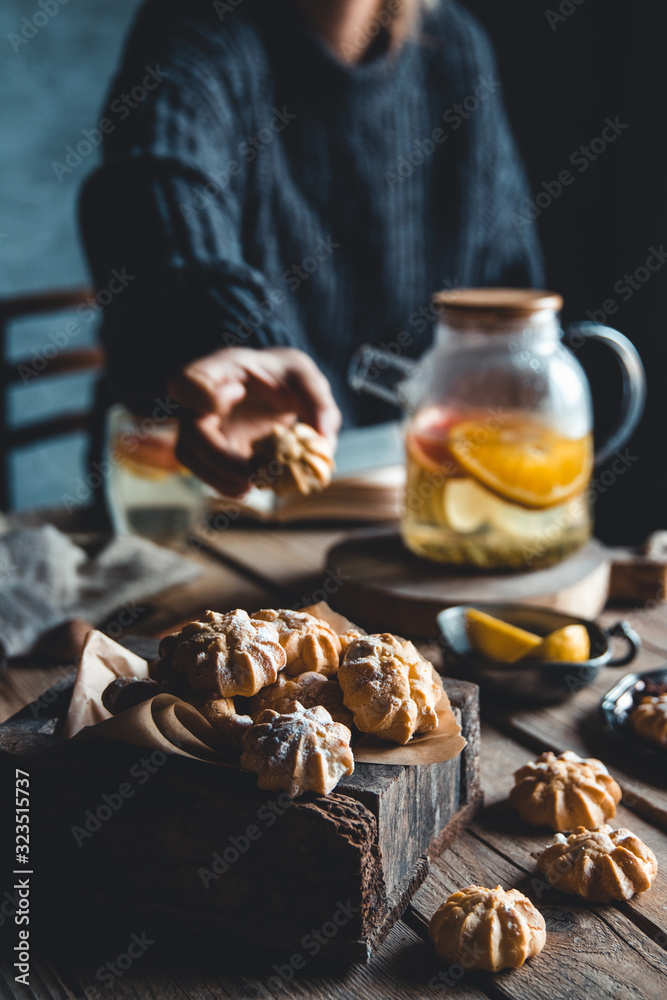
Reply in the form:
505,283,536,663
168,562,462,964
599,667,667,764
437,602,640,705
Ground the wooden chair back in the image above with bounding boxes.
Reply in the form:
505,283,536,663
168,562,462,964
0,288,105,510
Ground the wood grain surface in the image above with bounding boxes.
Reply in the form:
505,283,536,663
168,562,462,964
1,517,666,999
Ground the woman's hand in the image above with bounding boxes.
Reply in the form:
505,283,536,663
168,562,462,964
168,347,341,497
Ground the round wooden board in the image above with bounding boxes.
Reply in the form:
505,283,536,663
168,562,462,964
326,527,611,638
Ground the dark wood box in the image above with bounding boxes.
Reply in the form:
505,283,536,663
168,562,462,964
0,675,481,962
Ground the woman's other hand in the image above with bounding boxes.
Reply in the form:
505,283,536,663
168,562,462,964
168,347,341,497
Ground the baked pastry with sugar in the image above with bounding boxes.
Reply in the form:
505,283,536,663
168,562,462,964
536,825,657,901
509,751,622,831
251,609,340,677
157,609,286,698
338,629,364,658
252,422,334,497
630,694,667,749
188,696,253,750
248,671,353,728
338,633,443,744
241,701,354,796
429,885,546,972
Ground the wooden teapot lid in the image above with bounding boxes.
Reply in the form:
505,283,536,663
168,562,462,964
433,288,564,328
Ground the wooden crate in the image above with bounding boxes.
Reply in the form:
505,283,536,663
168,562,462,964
0,672,481,963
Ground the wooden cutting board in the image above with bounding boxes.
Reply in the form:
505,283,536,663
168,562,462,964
325,527,612,638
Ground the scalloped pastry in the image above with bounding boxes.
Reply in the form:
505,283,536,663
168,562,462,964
338,633,443,744
251,609,340,677
157,609,286,698
252,422,334,497
536,825,657,901
241,701,354,796
509,751,622,831
429,885,546,972
630,694,667,749
189,695,253,750
248,670,353,728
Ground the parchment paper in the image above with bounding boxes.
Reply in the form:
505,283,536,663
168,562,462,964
66,603,466,767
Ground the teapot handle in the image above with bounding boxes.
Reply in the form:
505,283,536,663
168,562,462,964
565,323,646,467
347,344,418,407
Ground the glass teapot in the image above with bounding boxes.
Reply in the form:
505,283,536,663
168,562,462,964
349,289,645,570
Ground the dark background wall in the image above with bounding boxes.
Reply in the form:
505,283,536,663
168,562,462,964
466,0,666,543
0,0,142,509
1,0,664,540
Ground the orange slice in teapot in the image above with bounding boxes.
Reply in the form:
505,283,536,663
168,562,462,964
448,417,592,509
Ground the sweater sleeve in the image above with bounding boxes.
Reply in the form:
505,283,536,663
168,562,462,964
79,14,295,413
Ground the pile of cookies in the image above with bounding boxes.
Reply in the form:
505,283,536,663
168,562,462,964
102,607,444,797
429,749,658,974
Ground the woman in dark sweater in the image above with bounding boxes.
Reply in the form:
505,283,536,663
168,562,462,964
80,0,542,496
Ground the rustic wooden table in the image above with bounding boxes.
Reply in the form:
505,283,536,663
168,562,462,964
1,521,667,1000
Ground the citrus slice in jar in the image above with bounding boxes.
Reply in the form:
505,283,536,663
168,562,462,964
441,478,496,533
406,407,467,477
448,417,592,510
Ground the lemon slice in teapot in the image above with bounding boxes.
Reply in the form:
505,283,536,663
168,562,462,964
442,478,495,533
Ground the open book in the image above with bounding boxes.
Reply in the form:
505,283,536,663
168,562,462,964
206,421,405,522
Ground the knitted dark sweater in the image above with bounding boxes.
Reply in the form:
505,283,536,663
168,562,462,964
80,0,543,425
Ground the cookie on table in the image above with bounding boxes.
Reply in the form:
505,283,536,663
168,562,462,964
338,633,443,744
535,825,657,901
429,885,546,972
240,701,354,797
251,609,341,677
156,609,286,698
509,751,622,831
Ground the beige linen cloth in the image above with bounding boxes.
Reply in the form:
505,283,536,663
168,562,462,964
65,603,466,767
0,524,201,660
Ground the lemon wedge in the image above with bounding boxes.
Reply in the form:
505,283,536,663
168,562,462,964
465,609,542,662
528,624,590,662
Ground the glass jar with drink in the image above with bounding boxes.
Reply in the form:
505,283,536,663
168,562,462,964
350,289,645,570
106,404,204,542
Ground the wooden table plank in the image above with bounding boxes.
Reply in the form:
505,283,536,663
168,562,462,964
0,663,72,725
0,955,78,1000
192,524,349,597
407,830,667,1000
128,548,275,637
476,722,667,949
15,908,491,1000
